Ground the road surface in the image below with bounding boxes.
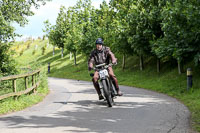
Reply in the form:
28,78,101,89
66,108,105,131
0,77,191,133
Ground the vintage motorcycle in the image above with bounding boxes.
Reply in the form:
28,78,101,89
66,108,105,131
90,63,116,107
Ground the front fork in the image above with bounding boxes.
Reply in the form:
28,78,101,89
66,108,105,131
98,78,115,98
98,80,103,89
109,79,116,98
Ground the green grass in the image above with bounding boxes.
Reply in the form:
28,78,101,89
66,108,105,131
0,93,45,115
2,39,200,132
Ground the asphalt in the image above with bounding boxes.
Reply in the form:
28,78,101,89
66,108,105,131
0,77,192,133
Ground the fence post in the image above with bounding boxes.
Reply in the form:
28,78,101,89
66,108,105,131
32,75,36,93
25,77,28,90
48,63,50,73
35,71,40,92
13,79,17,100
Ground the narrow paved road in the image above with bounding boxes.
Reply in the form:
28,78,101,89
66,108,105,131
0,77,191,133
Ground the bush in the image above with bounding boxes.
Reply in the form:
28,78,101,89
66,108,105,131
26,42,31,49
0,43,17,76
42,35,46,40
41,45,46,55
32,49,36,55
19,49,24,56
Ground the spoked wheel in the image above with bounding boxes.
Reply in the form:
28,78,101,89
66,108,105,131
102,79,113,107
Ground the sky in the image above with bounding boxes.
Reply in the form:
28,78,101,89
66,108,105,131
14,0,109,41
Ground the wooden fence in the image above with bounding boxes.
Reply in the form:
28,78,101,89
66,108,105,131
0,69,40,100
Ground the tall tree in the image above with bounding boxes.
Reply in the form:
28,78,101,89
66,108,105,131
126,0,152,71
64,7,83,65
0,0,49,75
76,0,96,57
110,0,133,70
157,0,196,74
43,20,56,56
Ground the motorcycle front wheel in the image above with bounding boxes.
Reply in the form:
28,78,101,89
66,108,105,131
102,79,113,107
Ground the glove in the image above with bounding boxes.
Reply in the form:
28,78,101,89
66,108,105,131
112,61,117,65
88,67,92,71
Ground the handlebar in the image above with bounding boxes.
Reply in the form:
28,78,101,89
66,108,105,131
93,63,116,71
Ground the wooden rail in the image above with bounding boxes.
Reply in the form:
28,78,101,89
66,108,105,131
0,69,40,100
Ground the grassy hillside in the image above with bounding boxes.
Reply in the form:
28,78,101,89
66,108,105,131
0,39,49,115
7,39,200,132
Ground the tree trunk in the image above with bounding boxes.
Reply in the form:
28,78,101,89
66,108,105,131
61,48,64,58
74,52,77,65
157,58,160,73
140,54,144,71
178,60,183,74
47,41,49,48
70,52,72,60
53,46,55,56
122,53,126,71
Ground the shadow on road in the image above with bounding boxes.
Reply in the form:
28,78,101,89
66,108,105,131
0,79,172,133
0,96,165,133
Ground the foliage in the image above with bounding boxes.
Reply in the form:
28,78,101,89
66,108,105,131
41,44,46,55
43,0,200,71
0,0,50,75
0,43,17,76
76,0,97,56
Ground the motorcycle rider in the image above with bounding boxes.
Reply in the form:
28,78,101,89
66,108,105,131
88,38,123,100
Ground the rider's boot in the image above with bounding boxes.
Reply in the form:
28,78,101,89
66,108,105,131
111,78,123,96
116,88,123,96
99,94,104,100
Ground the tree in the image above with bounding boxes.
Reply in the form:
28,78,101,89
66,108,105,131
0,0,50,75
43,20,56,56
64,7,83,65
77,0,99,57
126,0,153,71
55,6,68,58
144,0,165,72
44,6,70,58
156,0,197,74
110,0,134,70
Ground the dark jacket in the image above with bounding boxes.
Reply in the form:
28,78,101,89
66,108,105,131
88,46,117,68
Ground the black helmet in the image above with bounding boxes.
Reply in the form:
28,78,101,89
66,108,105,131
95,38,103,45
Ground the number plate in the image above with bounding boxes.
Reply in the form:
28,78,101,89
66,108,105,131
99,69,108,78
